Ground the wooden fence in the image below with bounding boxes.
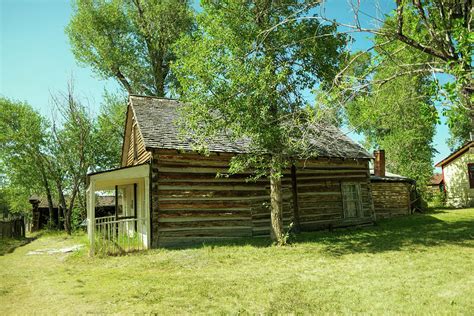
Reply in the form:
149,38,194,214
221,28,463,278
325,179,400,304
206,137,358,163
93,216,147,256
0,217,26,238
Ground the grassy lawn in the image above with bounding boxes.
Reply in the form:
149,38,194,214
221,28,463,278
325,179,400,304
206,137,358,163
1,208,473,314
0,237,32,256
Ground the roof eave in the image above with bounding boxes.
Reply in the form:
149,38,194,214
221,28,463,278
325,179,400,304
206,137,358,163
435,141,473,167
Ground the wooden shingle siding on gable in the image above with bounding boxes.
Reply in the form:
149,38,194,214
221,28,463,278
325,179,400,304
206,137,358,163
150,149,373,247
126,122,150,166
122,105,151,167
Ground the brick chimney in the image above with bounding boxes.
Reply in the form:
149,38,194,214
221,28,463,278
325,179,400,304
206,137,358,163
374,150,386,177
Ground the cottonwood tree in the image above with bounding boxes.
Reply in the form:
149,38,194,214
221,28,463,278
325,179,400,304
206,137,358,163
314,0,473,147
0,98,56,222
173,0,347,244
93,91,128,170
46,84,96,234
323,23,438,191
66,0,194,96
345,57,437,190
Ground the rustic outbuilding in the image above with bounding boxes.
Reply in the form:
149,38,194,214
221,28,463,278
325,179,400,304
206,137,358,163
29,196,61,231
369,150,416,219
87,95,378,253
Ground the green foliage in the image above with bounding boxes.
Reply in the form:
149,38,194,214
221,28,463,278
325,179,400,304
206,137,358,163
173,0,347,243
173,0,347,171
0,87,127,230
383,1,473,144
444,105,471,150
0,97,50,215
93,91,127,170
427,190,446,209
66,0,194,96
344,21,438,190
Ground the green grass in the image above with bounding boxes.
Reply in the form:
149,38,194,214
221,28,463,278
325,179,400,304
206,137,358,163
0,237,32,256
1,209,473,314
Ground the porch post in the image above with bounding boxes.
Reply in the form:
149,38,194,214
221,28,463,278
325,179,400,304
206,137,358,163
144,176,151,249
87,181,96,256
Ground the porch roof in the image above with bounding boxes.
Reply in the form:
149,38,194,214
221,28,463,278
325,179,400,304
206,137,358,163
87,163,150,191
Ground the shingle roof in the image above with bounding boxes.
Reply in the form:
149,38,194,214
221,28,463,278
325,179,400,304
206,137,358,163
130,95,372,159
369,169,415,183
430,173,444,185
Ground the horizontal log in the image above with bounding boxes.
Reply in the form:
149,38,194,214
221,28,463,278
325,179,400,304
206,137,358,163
158,189,268,198
158,209,250,216
157,183,266,190
298,201,343,209
158,219,253,229
296,177,367,185
158,195,271,202
158,215,251,222
298,194,342,202
297,185,341,193
157,236,243,247
158,172,251,180
299,209,344,217
158,201,252,210
299,213,343,222
158,227,253,237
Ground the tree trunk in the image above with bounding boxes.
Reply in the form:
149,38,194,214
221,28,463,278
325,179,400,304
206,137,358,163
40,169,54,228
290,164,301,233
55,180,70,234
270,167,284,244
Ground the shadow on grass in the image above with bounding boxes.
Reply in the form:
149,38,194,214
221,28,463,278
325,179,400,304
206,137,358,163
0,236,36,256
169,212,474,256
300,215,474,256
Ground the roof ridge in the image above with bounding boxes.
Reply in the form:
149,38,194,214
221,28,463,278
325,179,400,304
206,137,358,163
129,94,179,101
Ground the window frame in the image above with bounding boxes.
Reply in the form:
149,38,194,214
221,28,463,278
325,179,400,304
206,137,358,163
341,182,363,219
468,163,474,189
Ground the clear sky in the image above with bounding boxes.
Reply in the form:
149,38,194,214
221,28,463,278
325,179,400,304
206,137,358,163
0,0,451,169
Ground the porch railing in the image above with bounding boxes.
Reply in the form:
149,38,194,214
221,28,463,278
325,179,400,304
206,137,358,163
93,216,147,255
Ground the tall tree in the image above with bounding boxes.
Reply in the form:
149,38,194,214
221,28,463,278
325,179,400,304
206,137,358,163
173,0,347,244
341,31,438,190
93,91,128,170
47,84,96,234
319,0,473,146
66,0,194,96
0,98,55,221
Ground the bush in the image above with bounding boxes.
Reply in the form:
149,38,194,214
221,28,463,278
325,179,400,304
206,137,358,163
427,190,446,208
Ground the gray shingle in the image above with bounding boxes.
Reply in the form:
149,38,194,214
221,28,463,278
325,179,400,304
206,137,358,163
130,95,372,159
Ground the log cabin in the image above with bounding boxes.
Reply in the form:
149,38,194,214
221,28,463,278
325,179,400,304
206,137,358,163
87,95,378,253
370,150,415,219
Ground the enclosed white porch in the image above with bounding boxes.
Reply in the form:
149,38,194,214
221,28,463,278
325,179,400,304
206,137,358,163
87,164,151,255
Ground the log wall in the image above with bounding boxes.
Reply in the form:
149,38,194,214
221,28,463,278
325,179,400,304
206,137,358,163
371,181,411,219
151,149,374,247
294,160,374,232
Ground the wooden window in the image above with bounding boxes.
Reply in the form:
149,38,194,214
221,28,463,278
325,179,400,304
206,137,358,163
342,183,362,218
468,164,474,189
133,125,138,162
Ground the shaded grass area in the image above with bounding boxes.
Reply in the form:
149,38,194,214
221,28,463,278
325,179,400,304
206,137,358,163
0,209,473,314
0,237,34,256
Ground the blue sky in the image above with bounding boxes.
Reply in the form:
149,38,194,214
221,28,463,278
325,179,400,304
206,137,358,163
0,0,451,169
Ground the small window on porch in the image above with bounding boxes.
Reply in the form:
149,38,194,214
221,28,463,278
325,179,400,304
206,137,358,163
342,183,362,218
